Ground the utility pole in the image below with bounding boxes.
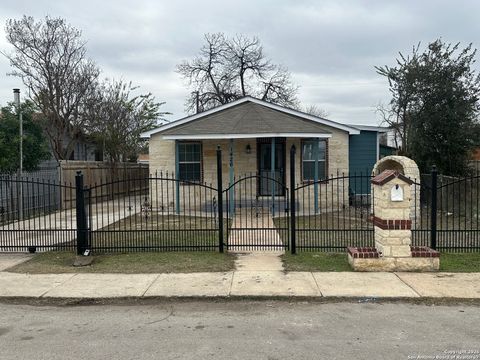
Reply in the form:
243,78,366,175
194,91,200,114
13,89,23,220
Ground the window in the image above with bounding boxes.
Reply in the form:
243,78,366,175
302,139,327,181
177,142,202,182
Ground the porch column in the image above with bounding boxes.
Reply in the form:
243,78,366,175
175,141,180,214
229,139,234,215
271,137,276,216
314,137,319,213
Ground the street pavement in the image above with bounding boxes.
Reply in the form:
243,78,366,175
0,301,478,360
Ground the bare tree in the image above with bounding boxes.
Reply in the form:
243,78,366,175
375,103,402,150
177,33,232,112
177,33,299,113
303,104,329,118
84,80,170,162
375,43,422,155
2,16,100,160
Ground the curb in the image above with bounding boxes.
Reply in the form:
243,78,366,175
1,296,480,307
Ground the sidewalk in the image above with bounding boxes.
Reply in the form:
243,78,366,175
1,269,479,299
1,252,479,300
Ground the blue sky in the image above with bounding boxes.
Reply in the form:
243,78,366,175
1,0,479,125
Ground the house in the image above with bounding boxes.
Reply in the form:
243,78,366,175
141,97,387,210
473,148,480,160
471,147,480,173
137,154,149,165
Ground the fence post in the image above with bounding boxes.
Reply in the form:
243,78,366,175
175,141,180,215
75,171,88,255
271,137,276,216
430,165,438,250
217,146,224,253
290,145,296,255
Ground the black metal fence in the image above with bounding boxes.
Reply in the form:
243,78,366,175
86,173,220,253
412,168,480,252
0,177,76,252
281,145,374,253
1,147,479,254
291,174,374,252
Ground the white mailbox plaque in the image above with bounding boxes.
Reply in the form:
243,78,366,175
391,185,404,202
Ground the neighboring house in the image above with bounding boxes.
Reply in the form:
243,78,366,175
137,154,149,165
471,147,480,173
141,97,387,206
472,147,480,161
379,144,397,159
69,141,97,161
28,112,98,162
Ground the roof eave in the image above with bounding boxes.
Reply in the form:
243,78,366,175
349,124,391,133
161,133,333,140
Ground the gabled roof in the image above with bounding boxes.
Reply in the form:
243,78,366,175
371,170,414,186
141,96,360,139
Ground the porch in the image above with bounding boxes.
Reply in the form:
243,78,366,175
172,136,347,216
174,135,330,190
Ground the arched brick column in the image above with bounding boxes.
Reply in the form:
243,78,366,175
372,156,420,179
372,156,420,225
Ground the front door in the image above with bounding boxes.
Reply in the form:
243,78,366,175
257,139,286,196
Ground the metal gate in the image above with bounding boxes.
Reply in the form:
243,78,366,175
223,174,289,251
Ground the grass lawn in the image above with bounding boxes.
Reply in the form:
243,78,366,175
7,251,236,274
91,214,228,252
282,252,480,272
274,212,374,251
440,253,480,272
274,210,370,231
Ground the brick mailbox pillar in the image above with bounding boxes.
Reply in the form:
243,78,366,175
372,170,413,258
347,170,439,272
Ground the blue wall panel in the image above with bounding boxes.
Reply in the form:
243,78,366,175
348,130,378,195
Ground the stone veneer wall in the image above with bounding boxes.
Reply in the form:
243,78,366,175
372,156,420,225
373,176,412,257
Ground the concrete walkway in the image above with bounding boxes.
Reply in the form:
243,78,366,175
234,252,284,271
0,270,479,299
0,253,33,271
227,209,285,252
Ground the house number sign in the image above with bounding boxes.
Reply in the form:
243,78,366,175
390,184,404,202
